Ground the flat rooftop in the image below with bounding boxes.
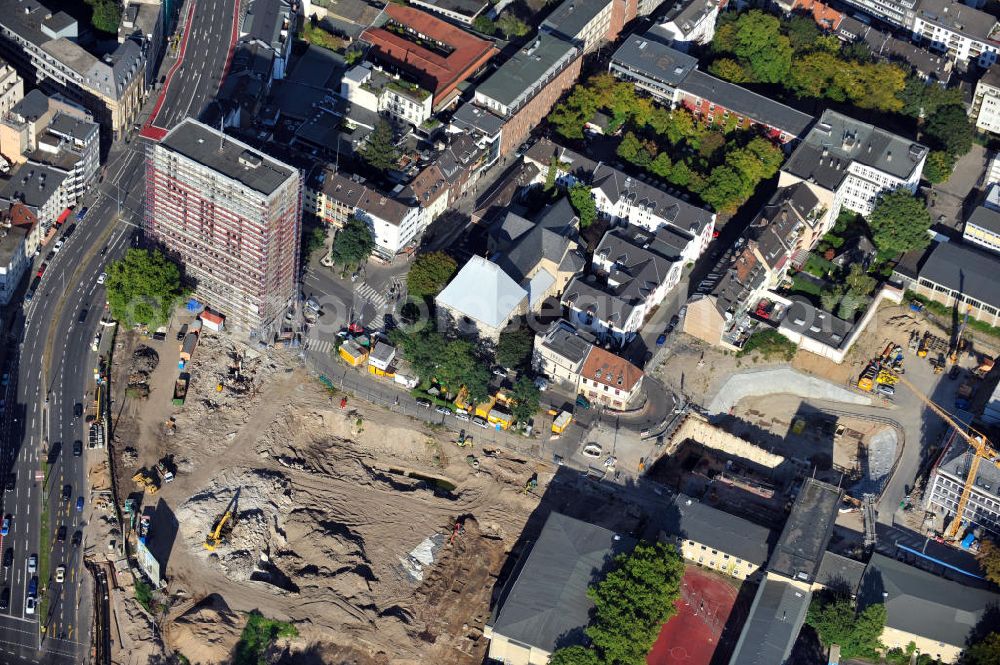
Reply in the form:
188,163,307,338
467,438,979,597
610,33,698,87
542,0,612,43
159,119,297,196
475,32,578,110
768,477,842,582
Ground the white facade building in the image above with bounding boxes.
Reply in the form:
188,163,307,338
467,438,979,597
780,109,927,225
341,64,433,128
653,0,719,50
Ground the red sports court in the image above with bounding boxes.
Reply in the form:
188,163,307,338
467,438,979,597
647,567,741,665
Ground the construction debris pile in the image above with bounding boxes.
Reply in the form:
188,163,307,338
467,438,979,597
126,345,159,398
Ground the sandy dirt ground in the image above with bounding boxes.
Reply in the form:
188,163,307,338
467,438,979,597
104,326,547,665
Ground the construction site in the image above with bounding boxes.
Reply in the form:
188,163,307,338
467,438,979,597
94,315,577,665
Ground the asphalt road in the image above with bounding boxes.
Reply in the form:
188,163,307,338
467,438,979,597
148,0,238,131
0,0,240,658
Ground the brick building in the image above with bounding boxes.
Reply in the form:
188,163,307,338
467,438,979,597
145,119,302,333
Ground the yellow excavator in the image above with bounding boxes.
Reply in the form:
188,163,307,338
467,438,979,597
204,489,240,552
895,374,1000,540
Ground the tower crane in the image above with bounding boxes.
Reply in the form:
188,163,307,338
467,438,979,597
950,305,972,365
894,373,1000,540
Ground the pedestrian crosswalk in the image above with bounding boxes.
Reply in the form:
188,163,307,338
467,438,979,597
307,338,333,354
355,282,388,331
355,282,387,309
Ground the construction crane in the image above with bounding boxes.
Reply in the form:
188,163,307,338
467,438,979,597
204,488,240,552
950,305,972,364
894,373,1000,540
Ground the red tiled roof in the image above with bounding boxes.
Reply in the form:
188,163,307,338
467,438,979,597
361,5,496,103
201,311,224,324
791,0,843,30
8,203,37,228
580,346,643,392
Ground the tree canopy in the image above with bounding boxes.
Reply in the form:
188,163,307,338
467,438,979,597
568,184,597,228
406,251,457,299
709,10,954,117
496,328,534,370
806,592,886,659
549,646,600,665
924,104,974,157
977,539,1000,585
496,12,529,38
106,249,185,329
584,542,685,665
712,11,792,84
867,190,932,255
510,377,541,426
965,631,1000,665
923,150,956,184
330,217,375,268
390,328,491,402
87,0,121,34
360,119,400,173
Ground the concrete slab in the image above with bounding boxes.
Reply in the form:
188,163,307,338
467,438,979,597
706,368,872,414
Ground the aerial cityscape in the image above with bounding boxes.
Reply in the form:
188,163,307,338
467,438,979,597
0,0,997,663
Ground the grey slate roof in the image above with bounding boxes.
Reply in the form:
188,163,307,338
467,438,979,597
783,109,927,190
660,0,717,37
489,512,634,653
47,112,98,142
537,321,595,367
0,163,66,208
541,0,612,43
492,217,578,283
452,102,504,137
728,576,812,665
10,89,49,121
524,139,598,180
919,241,1000,310
610,34,698,86
680,69,814,138
592,163,714,236
0,223,28,267
860,553,1000,647
779,300,854,350
815,551,866,597
915,0,998,42
967,205,1000,236
667,494,773,564
475,32,578,111
161,119,297,196
768,478,842,582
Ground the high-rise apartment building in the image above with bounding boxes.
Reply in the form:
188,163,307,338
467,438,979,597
145,119,301,333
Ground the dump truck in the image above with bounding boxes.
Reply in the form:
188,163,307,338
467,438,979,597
857,365,878,392
156,461,174,483
172,374,189,406
552,411,572,434
974,355,995,378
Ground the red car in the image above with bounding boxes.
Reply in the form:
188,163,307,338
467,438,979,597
36,263,46,278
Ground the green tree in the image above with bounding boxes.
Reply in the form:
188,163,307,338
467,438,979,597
345,47,364,65
473,15,496,34
544,157,559,192
106,249,185,328
510,376,541,425
360,119,400,173
496,328,534,369
845,262,877,298
820,285,845,312
965,631,1000,665
923,149,956,184
867,190,932,255
976,539,1000,585
806,592,886,658
301,223,326,260
568,183,597,228
330,217,375,268
899,77,964,118
925,104,974,156
496,12,529,38
715,11,792,84
708,57,749,83
548,646,600,665
233,611,298,665
391,328,491,402
550,85,598,139
87,0,121,34
701,166,750,213
407,251,457,299
649,152,673,179
784,14,821,52
585,542,685,665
